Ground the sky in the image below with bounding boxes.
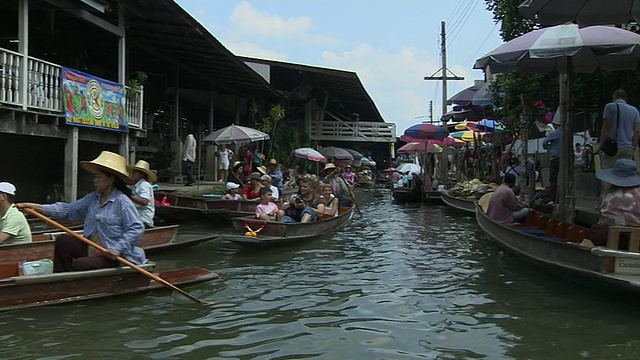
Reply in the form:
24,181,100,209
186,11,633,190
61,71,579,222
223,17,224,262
175,0,504,134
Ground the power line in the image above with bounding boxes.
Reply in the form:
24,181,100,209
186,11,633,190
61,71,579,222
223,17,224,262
461,23,498,68
448,0,479,46
448,0,474,37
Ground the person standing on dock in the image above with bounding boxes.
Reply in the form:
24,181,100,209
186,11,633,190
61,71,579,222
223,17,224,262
597,89,640,169
542,118,561,203
217,144,234,182
182,132,197,186
0,182,31,245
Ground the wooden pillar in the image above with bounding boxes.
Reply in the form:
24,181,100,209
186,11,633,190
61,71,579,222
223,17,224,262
117,3,130,163
207,90,217,181
18,0,28,110
64,127,79,201
171,67,181,174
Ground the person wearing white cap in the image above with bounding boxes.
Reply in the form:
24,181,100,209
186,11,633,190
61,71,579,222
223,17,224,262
260,174,279,201
18,151,145,273
224,182,242,200
127,160,156,228
0,182,32,245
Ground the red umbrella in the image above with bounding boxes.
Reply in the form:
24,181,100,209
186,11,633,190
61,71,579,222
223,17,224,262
403,123,449,140
397,142,442,154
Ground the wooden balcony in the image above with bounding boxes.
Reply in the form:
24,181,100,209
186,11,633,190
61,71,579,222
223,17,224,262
310,121,395,142
0,46,144,130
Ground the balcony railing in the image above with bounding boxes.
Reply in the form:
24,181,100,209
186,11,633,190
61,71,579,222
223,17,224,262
0,46,144,130
310,121,396,142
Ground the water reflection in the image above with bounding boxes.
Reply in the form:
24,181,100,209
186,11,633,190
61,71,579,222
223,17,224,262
1,188,640,359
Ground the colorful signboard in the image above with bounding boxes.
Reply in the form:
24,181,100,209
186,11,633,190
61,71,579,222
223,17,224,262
62,67,128,132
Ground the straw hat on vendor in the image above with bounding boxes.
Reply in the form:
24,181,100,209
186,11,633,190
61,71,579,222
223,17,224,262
127,160,157,183
81,151,134,185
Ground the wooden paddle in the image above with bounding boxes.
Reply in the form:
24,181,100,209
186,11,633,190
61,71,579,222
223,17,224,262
340,174,362,216
26,208,213,305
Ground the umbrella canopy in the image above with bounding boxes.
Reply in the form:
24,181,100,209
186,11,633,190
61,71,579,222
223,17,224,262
453,120,478,131
474,24,640,75
397,142,442,154
291,148,327,162
343,148,365,159
397,163,422,175
518,0,640,27
475,119,506,133
361,157,377,166
450,130,485,142
318,146,354,160
203,125,269,145
404,123,449,140
447,82,493,106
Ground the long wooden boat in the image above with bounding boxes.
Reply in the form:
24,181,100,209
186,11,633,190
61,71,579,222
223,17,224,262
154,191,257,223
1,225,217,263
392,188,443,203
0,261,218,312
475,203,640,293
225,206,355,247
440,190,475,214
28,218,83,235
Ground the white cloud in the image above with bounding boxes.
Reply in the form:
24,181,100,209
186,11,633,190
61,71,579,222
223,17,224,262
228,2,339,46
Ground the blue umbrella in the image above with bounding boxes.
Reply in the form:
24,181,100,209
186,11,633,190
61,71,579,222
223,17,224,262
475,119,506,132
404,123,449,140
447,82,493,106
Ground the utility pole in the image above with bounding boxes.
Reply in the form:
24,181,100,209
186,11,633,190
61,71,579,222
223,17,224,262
424,21,464,118
428,100,433,123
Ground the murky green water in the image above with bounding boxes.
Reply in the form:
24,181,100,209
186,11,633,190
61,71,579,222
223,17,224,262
2,188,640,359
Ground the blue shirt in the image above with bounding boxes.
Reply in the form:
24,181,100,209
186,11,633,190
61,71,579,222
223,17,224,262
543,128,562,160
602,100,640,149
43,189,146,265
269,168,283,189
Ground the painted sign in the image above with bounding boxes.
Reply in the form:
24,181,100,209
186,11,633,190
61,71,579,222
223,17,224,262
615,257,640,275
62,67,128,132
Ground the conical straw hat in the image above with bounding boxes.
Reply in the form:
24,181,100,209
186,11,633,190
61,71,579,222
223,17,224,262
127,160,157,183
80,151,134,185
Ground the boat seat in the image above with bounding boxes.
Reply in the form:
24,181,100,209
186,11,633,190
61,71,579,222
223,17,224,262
607,226,640,252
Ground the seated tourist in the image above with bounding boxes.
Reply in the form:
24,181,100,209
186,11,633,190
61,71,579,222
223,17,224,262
242,172,264,201
0,182,32,245
591,159,640,246
486,173,529,225
255,187,280,221
321,163,352,207
127,160,156,228
260,174,279,200
280,176,325,223
319,183,339,217
225,182,242,200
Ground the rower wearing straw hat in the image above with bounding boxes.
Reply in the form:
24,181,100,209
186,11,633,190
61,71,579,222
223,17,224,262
127,160,156,228
18,151,146,273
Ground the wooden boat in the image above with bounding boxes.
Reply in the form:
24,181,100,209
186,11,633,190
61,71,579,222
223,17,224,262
476,203,640,293
1,225,217,263
154,191,256,223
28,218,83,235
440,190,475,214
225,206,355,247
0,261,218,312
392,188,443,203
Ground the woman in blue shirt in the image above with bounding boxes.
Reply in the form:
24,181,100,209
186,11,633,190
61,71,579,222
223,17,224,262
18,151,145,273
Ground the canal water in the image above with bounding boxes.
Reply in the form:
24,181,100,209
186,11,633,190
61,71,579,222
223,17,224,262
2,188,640,359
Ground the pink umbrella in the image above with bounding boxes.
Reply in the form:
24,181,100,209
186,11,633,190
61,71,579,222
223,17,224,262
291,148,327,162
397,142,441,154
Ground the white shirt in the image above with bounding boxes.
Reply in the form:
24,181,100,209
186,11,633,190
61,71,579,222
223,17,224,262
133,179,155,227
183,134,196,162
270,185,279,200
218,149,231,164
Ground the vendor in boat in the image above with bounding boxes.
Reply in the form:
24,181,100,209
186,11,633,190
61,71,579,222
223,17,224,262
591,159,640,246
260,174,279,201
321,163,352,207
256,187,281,221
342,165,356,186
127,160,156,228
280,176,325,223
17,151,146,273
320,183,340,217
228,161,246,187
0,182,32,245
486,173,529,225
242,172,264,202
225,182,243,200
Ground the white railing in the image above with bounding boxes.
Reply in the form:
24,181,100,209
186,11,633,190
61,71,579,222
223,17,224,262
310,121,396,142
0,46,144,130
125,85,144,129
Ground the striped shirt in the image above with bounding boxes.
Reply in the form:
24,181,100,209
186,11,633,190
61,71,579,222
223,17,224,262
43,189,146,265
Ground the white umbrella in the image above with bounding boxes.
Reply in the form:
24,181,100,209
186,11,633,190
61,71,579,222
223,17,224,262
474,23,640,221
519,0,640,27
203,124,269,145
397,163,422,175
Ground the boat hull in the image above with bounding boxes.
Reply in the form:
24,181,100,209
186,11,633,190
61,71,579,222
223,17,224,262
226,206,355,247
392,188,442,203
154,191,256,223
475,204,640,293
0,265,218,312
0,225,213,263
440,191,475,214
